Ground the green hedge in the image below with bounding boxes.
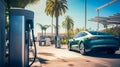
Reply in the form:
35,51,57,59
61,39,68,44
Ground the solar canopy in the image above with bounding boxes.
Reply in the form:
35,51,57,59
89,13,120,25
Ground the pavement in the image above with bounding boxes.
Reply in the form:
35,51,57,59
30,42,84,67
30,42,120,67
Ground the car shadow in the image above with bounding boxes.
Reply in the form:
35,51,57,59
86,52,120,59
57,48,67,49
71,49,120,59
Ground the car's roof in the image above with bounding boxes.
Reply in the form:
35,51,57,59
87,31,106,33
85,31,111,35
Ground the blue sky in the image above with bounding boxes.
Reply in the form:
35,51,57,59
25,0,120,35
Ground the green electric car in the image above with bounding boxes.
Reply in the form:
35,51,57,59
68,31,120,55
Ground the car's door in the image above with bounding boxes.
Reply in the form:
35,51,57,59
71,32,88,49
71,33,79,45
71,32,84,49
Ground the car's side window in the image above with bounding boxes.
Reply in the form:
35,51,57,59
73,34,79,38
74,32,83,38
77,32,88,38
74,32,88,38
82,32,87,36
73,32,80,38
77,33,83,38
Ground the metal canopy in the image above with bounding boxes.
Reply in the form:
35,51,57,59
89,13,120,25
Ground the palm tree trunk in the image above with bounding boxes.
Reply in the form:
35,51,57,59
84,0,87,30
67,29,69,38
67,22,69,38
42,30,43,36
55,15,61,48
56,17,58,36
45,30,46,37
55,9,60,48
55,16,58,48
51,16,53,37
55,0,58,37
55,0,58,48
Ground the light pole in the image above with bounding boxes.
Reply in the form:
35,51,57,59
84,0,87,30
97,10,100,31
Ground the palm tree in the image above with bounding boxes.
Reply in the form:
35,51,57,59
43,25,51,36
45,0,68,48
37,23,44,36
45,0,54,38
62,16,74,38
37,23,51,36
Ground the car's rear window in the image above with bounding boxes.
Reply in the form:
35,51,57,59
89,31,111,35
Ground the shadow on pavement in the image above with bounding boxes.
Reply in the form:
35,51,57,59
71,49,120,59
38,52,54,56
86,52,120,59
56,48,66,49
29,57,48,64
37,52,53,64
37,57,48,64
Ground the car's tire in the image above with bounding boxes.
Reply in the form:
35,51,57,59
79,42,86,55
68,42,72,51
107,51,115,54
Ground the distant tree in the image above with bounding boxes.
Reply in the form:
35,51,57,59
37,23,50,36
75,28,80,34
68,28,74,38
74,27,91,34
62,16,74,38
43,25,51,36
37,23,44,36
45,0,68,48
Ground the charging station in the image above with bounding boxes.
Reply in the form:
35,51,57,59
0,0,6,67
9,9,34,67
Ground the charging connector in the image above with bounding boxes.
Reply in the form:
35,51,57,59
26,20,37,67
29,29,37,67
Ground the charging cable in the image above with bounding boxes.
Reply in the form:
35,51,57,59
29,29,37,67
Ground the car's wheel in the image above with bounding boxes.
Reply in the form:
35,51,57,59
107,51,115,54
79,42,86,55
68,42,72,51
